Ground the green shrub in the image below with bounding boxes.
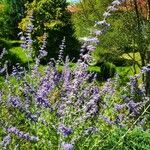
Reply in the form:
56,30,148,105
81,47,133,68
112,57,134,67
94,51,134,67
100,127,150,150
100,62,116,80
74,127,150,150
19,0,80,61
0,38,12,52
0,47,32,74
9,47,32,64
0,38,21,53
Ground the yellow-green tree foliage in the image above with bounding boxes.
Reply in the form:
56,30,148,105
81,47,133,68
19,0,80,60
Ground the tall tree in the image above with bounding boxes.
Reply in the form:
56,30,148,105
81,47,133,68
72,0,150,94
19,0,80,61
0,0,29,39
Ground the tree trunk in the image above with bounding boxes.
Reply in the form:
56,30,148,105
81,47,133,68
145,0,150,96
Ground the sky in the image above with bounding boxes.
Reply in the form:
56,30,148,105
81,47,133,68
67,0,79,3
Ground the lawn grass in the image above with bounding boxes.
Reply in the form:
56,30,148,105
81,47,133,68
9,47,32,63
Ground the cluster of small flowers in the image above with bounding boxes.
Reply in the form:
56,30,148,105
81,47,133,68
35,66,60,109
0,61,7,74
12,63,24,79
79,0,125,64
125,64,150,97
0,134,11,150
95,0,125,31
0,48,8,74
57,36,66,64
57,60,96,118
58,124,72,136
6,127,39,142
61,143,74,150
0,48,7,59
38,33,48,59
1,0,149,149
84,87,101,118
129,76,144,97
19,11,34,58
7,95,40,122
114,99,142,118
98,69,149,126
141,63,150,73
101,78,115,95
7,96,22,108
83,126,98,135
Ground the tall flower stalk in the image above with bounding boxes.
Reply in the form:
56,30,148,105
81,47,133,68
0,0,149,149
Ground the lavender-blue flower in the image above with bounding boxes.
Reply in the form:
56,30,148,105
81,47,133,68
61,143,74,150
7,127,39,142
58,124,72,136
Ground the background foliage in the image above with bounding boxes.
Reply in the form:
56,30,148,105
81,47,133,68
19,0,80,61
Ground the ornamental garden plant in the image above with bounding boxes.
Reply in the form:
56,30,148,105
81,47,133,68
0,0,150,150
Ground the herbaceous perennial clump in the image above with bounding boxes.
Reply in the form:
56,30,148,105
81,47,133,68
0,0,150,149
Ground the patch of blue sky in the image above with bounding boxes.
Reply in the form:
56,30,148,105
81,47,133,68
67,0,79,3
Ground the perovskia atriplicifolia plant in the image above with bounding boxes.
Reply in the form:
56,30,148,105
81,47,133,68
0,0,150,150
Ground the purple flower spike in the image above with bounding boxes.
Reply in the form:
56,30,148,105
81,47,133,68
107,6,118,11
0,134,11,149
103,12,111,18
127,100,140,116
36,97,51,108
114,103,126,111
58,124,72,136
7,127,39,142
84,37,99,44
7,96,22,108
111,0,121,6
86,45,96,51
85,101,99,117
100,115,114,125
95,20,110,27
93,29,103,36
62,143,74,150
84,127,98,135
114,114,124,124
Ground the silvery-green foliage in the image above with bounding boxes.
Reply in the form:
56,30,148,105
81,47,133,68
0,0,149,149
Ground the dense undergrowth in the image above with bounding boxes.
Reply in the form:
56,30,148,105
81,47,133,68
0,47,150,149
